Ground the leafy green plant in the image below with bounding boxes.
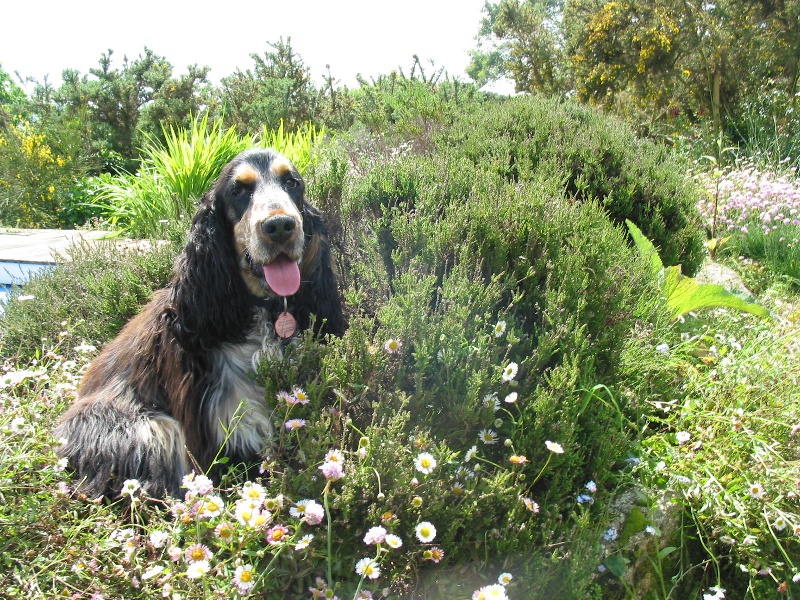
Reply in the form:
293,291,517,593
0,120,86,228
95,114,249,238
626,219,769,320
257,119,325,175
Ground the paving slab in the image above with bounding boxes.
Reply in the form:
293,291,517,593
0,228,112,264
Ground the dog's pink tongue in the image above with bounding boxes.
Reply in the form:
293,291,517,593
263,256,301,297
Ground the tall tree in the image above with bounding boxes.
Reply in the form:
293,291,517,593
55,48,212,171
0,63,27,129
219,38,318,134
475,0,800,139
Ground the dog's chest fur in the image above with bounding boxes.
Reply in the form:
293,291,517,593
204,309,280,457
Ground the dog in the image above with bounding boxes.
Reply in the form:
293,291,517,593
55,148,346,499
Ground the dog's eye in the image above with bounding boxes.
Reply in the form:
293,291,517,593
284,177,300,189
232,181,254,196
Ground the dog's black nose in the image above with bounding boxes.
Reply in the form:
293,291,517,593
261,215,297,243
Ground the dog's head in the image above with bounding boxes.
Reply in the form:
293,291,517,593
211,148,307,299
176,147,345,344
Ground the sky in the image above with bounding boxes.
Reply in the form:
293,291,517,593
1,0,490,89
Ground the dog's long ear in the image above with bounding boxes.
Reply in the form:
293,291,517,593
296,202,347,337
170,193,253,349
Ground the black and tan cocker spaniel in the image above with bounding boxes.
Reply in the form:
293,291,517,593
55,148,346,499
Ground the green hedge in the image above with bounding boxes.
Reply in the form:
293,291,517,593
272,146,677,595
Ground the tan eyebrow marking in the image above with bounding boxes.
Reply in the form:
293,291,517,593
270,160,293,177
234,165,259,185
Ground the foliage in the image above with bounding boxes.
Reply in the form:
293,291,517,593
95,114,249,238
0,96,691,597
0,120,85,227
0,63,26,122
95,115,327,239
630,311,800,598
475,0,570,94
476,0,800,156
626,219,769,320
257,119,326,175
466,1,510,88
0,78,799,598
350,60,486,146
434,95,707,275
695,162,800,286
219,38,318,135
53,48,215,173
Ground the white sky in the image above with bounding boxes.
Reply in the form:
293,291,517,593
1,0,489,89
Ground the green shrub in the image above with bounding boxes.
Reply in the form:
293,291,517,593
275,147,677,595
350,65,487,149
0,121,85,228
434,95,707,275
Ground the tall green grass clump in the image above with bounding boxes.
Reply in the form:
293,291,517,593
257,119,325,175
95,116,327,239
434,96,707,275
97,115,249,238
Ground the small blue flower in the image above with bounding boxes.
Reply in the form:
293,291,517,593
603,527,618,541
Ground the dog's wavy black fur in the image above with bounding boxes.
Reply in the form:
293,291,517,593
55,148,345,498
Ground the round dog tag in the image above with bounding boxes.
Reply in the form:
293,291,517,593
275,312,297,339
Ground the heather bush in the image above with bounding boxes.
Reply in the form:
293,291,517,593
350,63,486,149
434,96,707,275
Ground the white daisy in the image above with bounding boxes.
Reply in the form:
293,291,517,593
415,521,437,543
501,361,519,382
414,452,438,475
